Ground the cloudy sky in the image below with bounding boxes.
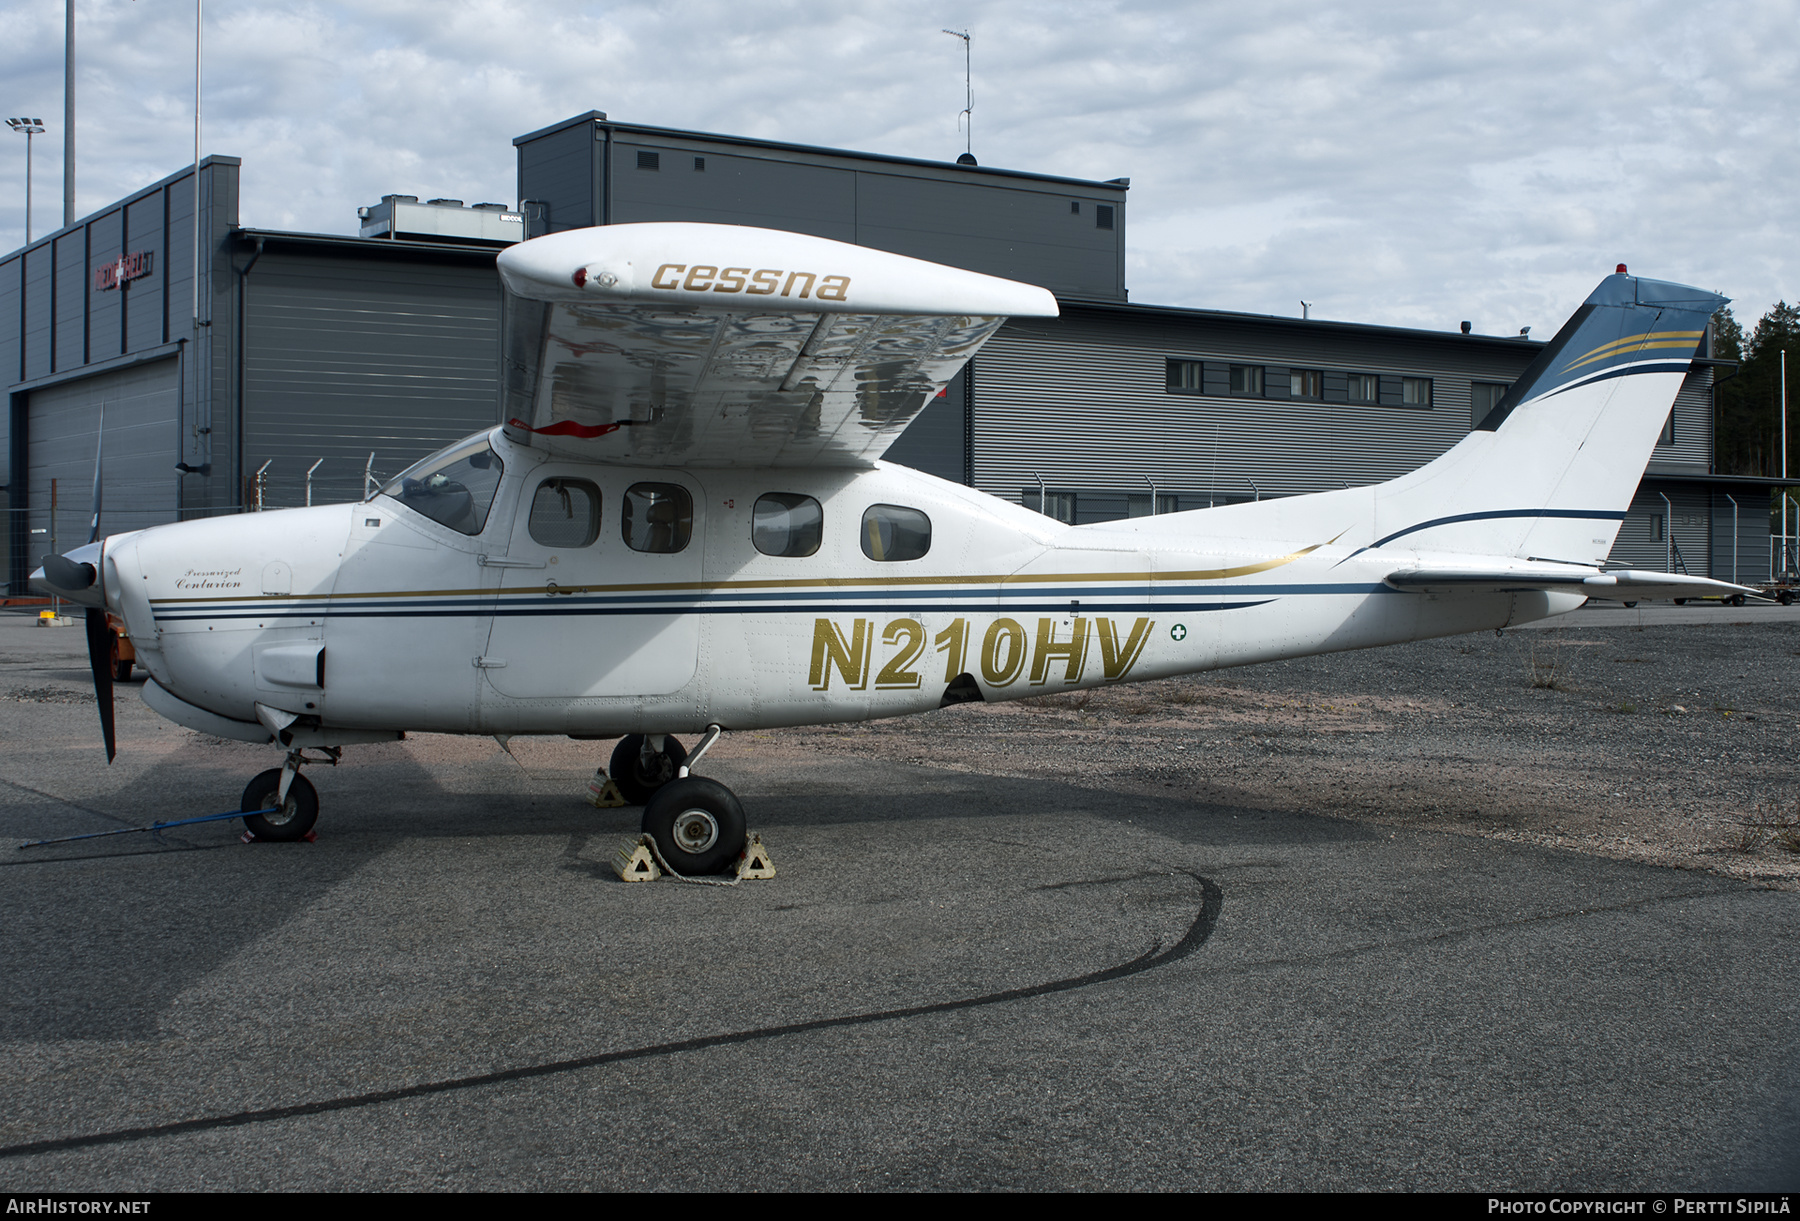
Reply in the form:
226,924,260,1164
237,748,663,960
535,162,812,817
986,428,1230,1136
3,0,1794,335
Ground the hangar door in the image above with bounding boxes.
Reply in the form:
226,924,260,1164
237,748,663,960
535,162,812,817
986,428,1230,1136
28,357,180,550
241,253,502,511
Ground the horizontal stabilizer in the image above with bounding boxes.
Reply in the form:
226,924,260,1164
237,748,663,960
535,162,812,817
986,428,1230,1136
1385,566,1757,602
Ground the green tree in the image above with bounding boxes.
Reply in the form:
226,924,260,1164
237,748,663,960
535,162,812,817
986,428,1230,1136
1714,302,1799,477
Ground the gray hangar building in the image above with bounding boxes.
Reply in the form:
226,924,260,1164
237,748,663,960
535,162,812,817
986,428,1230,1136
2,111,1771,595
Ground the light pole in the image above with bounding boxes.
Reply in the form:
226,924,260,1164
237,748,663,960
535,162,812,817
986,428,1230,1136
6,118,46,243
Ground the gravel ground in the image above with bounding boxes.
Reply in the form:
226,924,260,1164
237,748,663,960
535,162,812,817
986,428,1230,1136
773,619,1800,890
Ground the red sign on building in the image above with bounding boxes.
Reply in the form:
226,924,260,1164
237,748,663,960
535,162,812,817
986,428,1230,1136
94,250,154,291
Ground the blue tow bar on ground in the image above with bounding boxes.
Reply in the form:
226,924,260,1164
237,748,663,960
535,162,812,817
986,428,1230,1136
17,807,277,850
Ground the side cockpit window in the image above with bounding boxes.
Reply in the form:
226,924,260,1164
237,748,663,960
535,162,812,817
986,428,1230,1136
380,438,504,536
622,483,693,553
528,478,602,548
752,493,823,557
861,504,931,562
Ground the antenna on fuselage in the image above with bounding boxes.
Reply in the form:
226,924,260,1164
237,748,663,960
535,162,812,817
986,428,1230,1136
943,28,975,166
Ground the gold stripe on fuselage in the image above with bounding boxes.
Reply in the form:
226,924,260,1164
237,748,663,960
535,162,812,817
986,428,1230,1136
149,542,1329,605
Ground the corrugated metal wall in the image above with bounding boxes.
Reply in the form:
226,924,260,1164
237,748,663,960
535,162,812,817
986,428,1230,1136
27,357,180,546
241,250,502,508
515,117,1129,301
1611,484,1710,575
972,307,1540,504
5,158,237,591
1651,369,1714,471
1708,488,1770,586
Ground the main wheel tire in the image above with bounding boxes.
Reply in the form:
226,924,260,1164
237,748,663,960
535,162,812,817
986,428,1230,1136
112,658,133,682
1729,594,1747,608
240,769,320,842
609,734,688,805
1673,598,1688,606
642,777,747,875
1780,591,1794,607
1622,601,1638,608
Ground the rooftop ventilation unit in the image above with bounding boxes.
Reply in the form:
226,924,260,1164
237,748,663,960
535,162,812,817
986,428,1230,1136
356,194,525,245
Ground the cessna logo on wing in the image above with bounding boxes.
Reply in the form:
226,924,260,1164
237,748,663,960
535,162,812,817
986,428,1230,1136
651,264,851,301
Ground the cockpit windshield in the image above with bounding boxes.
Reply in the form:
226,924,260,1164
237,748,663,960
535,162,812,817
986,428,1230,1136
377,436,504,536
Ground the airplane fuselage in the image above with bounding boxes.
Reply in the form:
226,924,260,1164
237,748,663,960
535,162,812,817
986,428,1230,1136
101,426,1577,744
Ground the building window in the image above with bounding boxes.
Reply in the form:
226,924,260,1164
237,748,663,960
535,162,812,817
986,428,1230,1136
527,478,602,548
752,493,822,558
637,150,660,170
1070,201,1080,214
1658,410,1674,445
862,504,932,561
1166,359,1203,392
693,156,705,171
1022,490,1076,523
1289,369,1322,400
1127,493,1179,517
1470,381,1509,426
1096,205,1114,230
1346,373,1378,404
1649,514,1665,542
1228,365,1264,397
1401,377,1433,408
622,483,691,552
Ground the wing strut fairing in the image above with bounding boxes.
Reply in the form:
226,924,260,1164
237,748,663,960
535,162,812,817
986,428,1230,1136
496,223,1059,468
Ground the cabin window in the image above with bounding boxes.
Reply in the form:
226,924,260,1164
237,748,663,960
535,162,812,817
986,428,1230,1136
752,493,823,557
861,504,931,562
622,483,693,553
528,478,602,548
379,437,504,536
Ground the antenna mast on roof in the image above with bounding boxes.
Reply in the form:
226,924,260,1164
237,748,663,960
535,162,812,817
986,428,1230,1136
942,28,974,165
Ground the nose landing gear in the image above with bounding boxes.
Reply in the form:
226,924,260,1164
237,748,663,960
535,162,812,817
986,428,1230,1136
240,747,338,842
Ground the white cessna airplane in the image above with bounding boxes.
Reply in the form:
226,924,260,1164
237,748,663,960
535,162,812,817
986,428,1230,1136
34,223,1747,871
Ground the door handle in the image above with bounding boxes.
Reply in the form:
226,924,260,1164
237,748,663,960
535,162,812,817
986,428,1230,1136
477,554,546,569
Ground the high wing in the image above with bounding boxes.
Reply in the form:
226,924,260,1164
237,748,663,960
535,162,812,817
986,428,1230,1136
495,223,1059,467
1385,565,1757,602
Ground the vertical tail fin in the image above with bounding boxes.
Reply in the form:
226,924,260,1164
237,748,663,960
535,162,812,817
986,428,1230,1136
1368,271,1727,563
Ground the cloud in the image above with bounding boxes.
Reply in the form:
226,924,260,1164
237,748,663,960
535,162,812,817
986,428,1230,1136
1,0,1794,331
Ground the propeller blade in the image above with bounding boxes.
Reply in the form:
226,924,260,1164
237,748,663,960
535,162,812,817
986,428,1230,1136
39,553,96,591
88,402,104,545
84,608,117,764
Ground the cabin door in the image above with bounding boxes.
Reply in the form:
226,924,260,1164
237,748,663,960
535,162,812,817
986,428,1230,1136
481,467,704,700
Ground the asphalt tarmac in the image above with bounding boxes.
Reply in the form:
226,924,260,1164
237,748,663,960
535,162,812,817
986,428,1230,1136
2,611,1797,1191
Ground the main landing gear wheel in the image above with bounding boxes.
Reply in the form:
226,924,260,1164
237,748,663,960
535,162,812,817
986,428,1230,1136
240,769,319,842
642,777,747,876
609,734,688,805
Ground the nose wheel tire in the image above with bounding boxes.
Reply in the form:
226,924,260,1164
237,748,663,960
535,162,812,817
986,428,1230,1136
240,769,320,842
642,777,746,875
609,734,688,805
